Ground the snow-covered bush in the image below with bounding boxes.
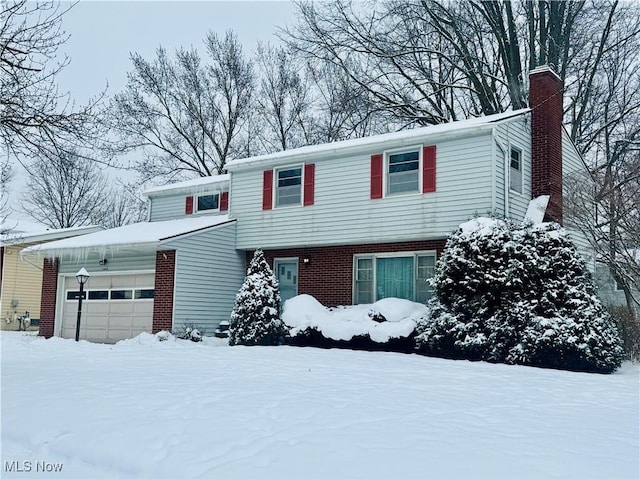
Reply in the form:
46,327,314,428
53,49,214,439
229,249,286,346
416,218,624,373
282,294,422,352
175,323,203,342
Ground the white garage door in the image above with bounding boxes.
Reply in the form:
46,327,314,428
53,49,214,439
61,273,155,343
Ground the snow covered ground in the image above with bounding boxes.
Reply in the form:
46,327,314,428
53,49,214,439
2,331,638,479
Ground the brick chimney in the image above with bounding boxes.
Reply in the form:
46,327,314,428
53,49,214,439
529,66,563,225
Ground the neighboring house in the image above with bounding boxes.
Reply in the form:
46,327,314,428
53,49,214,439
1,222,103,330
23,66,593,342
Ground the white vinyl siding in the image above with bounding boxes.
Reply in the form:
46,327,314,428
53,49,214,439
162,222,244,335
232,131,496,249
58,252,156,275
148,185,229,222
493,117,532,221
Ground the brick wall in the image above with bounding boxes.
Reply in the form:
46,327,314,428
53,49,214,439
38,258,59,338
530,66,564,225
152,250,176,333
247,240,447,307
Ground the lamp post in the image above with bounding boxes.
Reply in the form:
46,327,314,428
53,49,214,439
75,268,90,342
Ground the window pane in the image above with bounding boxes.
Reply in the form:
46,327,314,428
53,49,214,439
88,290,109,300
376,257,414,300
110,290,133,300
197,194,219,211
388,151,419,194
66,291,86,300
276,168,302,206
135,289,154,299
356,258,373,281
510,148,522,193
416,255,436,303
356,281,373,304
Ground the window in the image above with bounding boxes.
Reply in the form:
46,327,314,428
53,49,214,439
135,289,155,299
355,257,374,304
110,290,133,300
196,193,219,212
387,150,420,195
276,167,302,207
354,252,436,304
66,291,86,300
510,146,522,193
88,290,109,300
615,276,625,291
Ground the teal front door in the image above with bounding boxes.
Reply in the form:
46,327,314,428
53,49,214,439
275,259,298,304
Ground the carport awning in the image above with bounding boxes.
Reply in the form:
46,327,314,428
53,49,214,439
21,215,233,260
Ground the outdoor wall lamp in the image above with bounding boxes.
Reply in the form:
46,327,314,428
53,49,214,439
75,268,90,342
302,257,311,265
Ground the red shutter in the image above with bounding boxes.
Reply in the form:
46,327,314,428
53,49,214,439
185,196,194,215
262,170,273,210
220,191,229,211
370,154,383,199
422,145,436,193
303,163,315,206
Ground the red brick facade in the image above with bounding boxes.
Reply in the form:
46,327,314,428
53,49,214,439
152,250,176,333
249,240,447,307
530,67,564,225
38,258,59,338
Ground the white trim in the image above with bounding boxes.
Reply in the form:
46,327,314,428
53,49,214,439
274,164,304,208
170,250,177,333
383,145,423,197
193,192,221,214
508,144,524,196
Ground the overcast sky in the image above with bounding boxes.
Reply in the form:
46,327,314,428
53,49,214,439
9,1,296,218
57,1,296,103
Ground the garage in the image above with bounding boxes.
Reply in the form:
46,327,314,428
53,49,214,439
61,273,155,343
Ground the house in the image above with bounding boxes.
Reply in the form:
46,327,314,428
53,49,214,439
22,66,592,342
1,221,104,330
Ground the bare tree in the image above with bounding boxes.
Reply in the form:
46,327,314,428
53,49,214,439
110,30,254,183
22,148,110,228
283,0,640,137
255,44,312,151
1,0,104,161
100,181,148,229
0,157,13,234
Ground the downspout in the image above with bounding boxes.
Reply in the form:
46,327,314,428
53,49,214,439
493,129,509,218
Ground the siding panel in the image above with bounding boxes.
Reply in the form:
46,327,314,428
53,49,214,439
164,222,245,334
58,252,156,275
1,244,43,325
232,132,498,249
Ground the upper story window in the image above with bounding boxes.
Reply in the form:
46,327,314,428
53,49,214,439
387,150,420,195
510,146,522,194
196,193,219,212
371,145,435,199
276,166,303,207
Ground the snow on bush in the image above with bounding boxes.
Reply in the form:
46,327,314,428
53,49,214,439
282,294,426,343
229,249,286,346
416,217,624,373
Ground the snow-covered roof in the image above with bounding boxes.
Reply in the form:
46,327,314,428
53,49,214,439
21,215,233,259
143,174,230,197
1,224,105,247
226,109,530,171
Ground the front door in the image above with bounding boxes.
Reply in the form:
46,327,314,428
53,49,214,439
274,259,298,305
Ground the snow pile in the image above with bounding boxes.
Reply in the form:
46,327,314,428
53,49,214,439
282,294,427,343
2,330,638,479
